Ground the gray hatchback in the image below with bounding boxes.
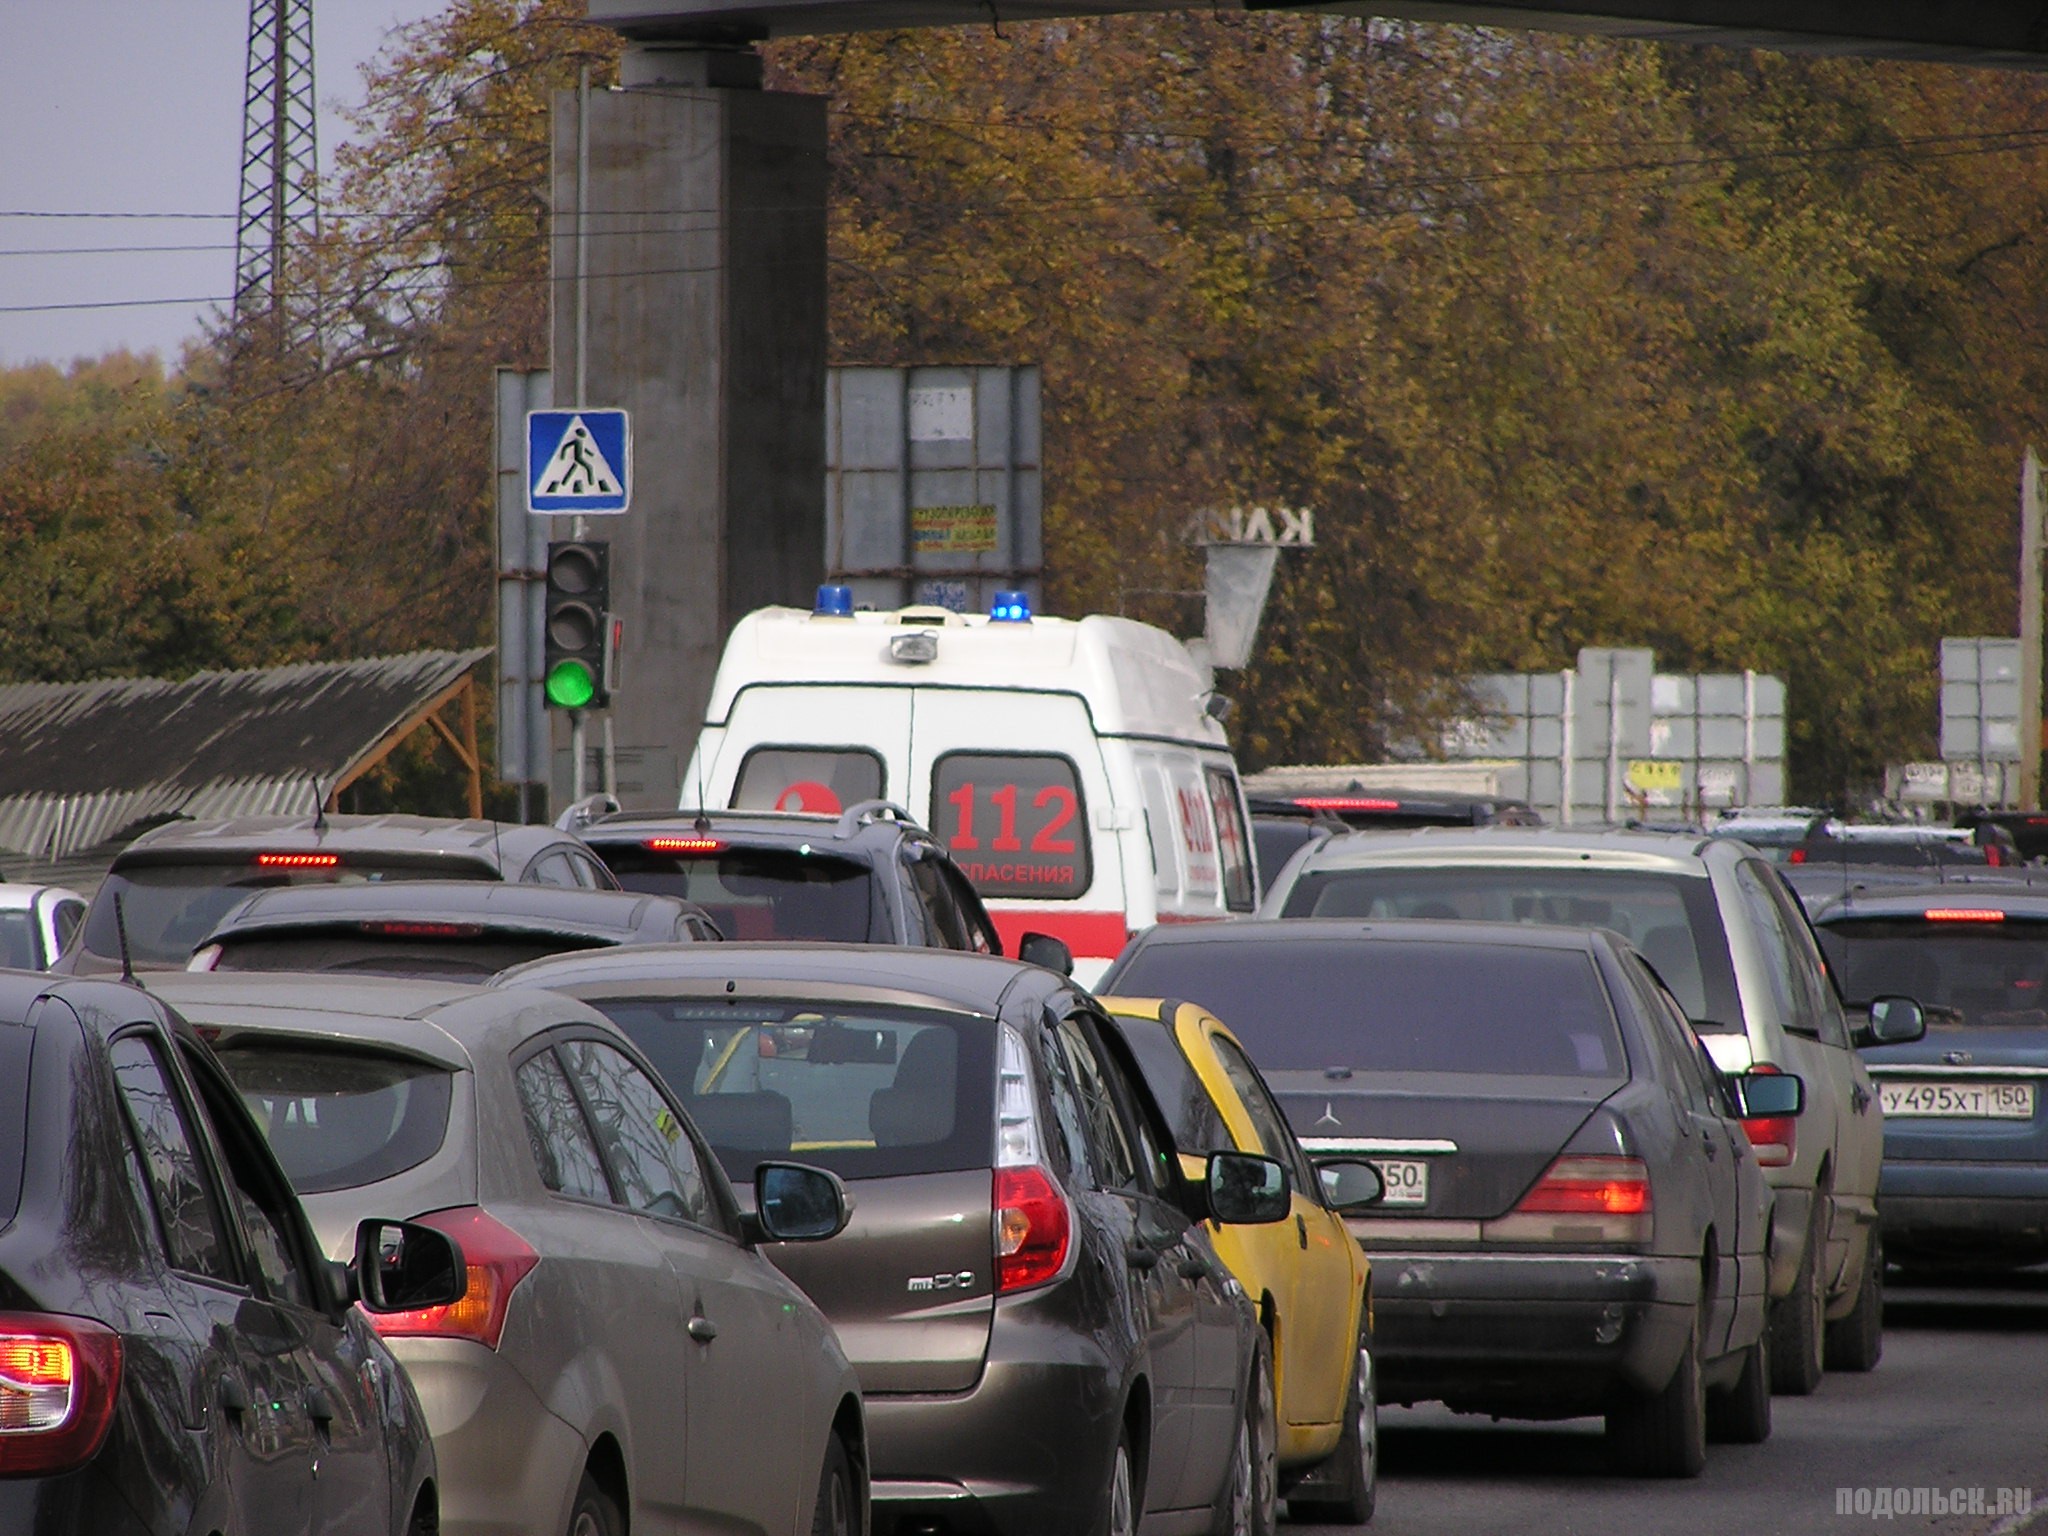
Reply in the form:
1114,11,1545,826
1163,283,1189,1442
501,943,1295,1536
144,971,865,1536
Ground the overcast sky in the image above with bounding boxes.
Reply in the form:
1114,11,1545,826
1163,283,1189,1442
0,0,444,368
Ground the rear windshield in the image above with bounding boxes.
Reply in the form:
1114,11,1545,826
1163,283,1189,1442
209,932,611,980
213,1043,454,1195
1109,938,1629,1079
0,1025,29,1226
1279,866,1740,1029
1816,917,2048,1027
1108,1015,1232,1153
599,847,876,942
0,911,42,970
579,997,994,1182
83,863,480,968
1792,841,1986,868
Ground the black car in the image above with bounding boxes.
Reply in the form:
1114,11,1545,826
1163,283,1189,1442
1102,919,1799,1477
575,801,1004,952
186,880,721,978
0,970,465,1533
497,942,1302,1535
1810,883,2048,1269
67,814,622,975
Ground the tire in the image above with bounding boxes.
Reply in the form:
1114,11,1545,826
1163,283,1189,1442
1768,1199,1826,1396
810,1435,857,1536
567,1472,623,1536
1606,1310,1707,1478
406,1492,437,1536
1706,1326,1772,1445
1213,1333,1277,1536
1287,1337,1378,1524
1823,1231,1884,1373
1100,1426,1138,1536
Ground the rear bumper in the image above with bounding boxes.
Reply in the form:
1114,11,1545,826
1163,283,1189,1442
865,1352,1121,1536
1879,1160,2048,1261
1364,1249,1697,1417
392,1338,586,1536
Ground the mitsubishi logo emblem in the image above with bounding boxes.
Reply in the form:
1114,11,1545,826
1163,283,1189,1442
1315,1102,1341,1128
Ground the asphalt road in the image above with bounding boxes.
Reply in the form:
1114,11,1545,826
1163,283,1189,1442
1296,1272,2048,1536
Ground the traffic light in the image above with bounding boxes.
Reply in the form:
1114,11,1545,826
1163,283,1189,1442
543,540,610,710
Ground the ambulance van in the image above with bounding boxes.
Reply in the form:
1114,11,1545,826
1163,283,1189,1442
679,589,1258,983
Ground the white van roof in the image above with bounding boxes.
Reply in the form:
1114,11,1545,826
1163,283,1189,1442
705,605,1230,746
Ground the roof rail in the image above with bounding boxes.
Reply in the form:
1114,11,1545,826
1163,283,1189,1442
835,799,915,836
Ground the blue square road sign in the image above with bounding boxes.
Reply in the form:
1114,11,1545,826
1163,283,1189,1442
527,409,631,514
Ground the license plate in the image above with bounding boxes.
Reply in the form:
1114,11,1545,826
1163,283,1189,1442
1879,1080,2036,1119
1370,1158,1430,1206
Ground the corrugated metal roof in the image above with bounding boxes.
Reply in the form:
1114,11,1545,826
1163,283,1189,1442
0,650,489,864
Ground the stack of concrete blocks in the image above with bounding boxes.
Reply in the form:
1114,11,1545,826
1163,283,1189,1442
1441,647,1787,823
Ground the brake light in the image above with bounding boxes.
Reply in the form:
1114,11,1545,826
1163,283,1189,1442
995,1166,1071,1293
1986,844,2008,867
1923,908,2005,923
1740,1062,1796,1167
1788,847,1807,864
1483,1156,1653,1244
366,1208,536,1350
360,921,484,939
1293,796,1402,813
644,837,724,854
255,852,340,868
0,1314,122,1475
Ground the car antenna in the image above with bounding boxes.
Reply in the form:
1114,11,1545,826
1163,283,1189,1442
693,746,712,834
310,774,328,834
112,892,137,986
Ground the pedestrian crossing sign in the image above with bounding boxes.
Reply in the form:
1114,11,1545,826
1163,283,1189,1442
527,409,631,514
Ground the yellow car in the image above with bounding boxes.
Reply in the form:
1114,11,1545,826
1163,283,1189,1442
1100,996,1385,1525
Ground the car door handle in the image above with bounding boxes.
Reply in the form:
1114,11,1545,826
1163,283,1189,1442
1125,1243,1161,1273
305,1386,335,1426
1702,1135,1719,1160
687,1315,720,1343
1176,1255,1212,1282
219,1377,251,1418
1851,1085,1872,1114
1296,1214,1308,1250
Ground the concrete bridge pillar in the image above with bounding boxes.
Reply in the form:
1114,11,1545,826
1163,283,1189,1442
550,46,827,810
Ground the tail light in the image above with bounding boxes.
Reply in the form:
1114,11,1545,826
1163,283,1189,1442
995,1167,1071,1293
1484,1156,1653,1245
644,837,723,855
366,1208,537,1350
1740,1062,1797,1167
991,1026,1070,1293
0,1313,122,1475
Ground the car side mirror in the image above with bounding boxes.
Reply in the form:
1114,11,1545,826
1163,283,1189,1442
1315,1157,1385,1213
1856,995,1927,1049
352,1219,467,1314
1728,1071,1805,1120
746,1162,851,1244
1018,932,1075,977
1206,1151,1290,1225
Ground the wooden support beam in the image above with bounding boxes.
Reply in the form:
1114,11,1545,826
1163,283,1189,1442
329,672,485,810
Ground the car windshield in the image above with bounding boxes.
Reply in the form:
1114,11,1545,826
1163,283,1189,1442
1277,865,1740,1028
212,1043,455,1195
579,997,994,1181
598,847,875,942
82,863,475,968
1816,917,2048,1027
208,932,613,980
1109,938,1629,1078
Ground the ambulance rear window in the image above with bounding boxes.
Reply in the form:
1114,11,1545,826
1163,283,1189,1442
731,746,886,815
930,753,1091,901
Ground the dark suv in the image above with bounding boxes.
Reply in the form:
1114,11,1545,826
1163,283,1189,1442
67,815,621,975
498,943,1297,1536
575,801,1004,952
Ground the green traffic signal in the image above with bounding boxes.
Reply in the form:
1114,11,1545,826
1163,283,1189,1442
545,658,598,710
